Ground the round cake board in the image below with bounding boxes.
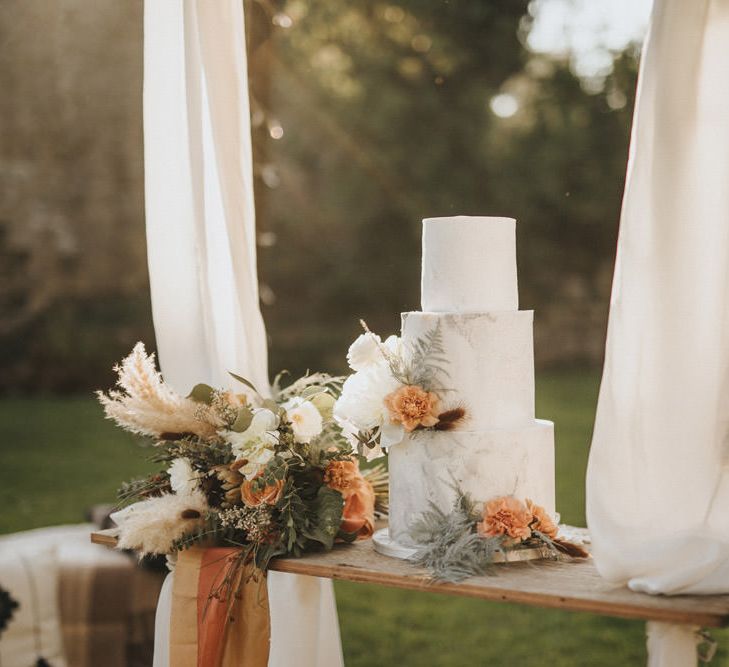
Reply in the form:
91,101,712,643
372,527,549,563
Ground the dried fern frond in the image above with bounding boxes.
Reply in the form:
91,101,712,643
407,321,450,390
362,462,389,516
97,342,222,440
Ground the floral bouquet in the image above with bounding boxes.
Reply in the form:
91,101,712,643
98,343,387,574
333,321,466,459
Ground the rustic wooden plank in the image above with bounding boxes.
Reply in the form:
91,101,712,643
90,529,729,627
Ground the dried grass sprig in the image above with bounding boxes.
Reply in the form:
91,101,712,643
361,462,389,516
97,342,222,440
274,372,346,402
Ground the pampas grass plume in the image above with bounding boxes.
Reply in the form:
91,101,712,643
97,342,221,440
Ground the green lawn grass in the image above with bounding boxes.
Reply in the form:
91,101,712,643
0,371,725,666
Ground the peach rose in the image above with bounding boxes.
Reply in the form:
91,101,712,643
240,474,284,508
526,499,558,539
384,385,440,431
478,496,533,542
325,459,375,539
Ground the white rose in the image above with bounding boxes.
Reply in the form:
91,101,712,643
224,408,279,474
167,458,201,496
346,332,383,371
284,397,324,443
237,441,275,478
226,429,278,455
333,363,400,432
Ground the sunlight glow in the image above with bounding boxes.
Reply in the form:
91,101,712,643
528,0,654,77
490,93,519,119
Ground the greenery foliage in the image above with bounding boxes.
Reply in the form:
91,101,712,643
409,492,501,583
0,2,638,393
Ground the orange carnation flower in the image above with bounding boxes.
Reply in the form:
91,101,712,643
324,459,375,539
240,474,284,508
324,459,360,493
478,496,532,542
526,499,558,539
384,384,440,431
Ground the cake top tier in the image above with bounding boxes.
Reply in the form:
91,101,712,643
421,216,519,313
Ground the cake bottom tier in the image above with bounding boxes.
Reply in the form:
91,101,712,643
388,420,555,546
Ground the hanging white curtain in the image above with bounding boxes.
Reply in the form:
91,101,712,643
587,0,729,664
143,2,344,665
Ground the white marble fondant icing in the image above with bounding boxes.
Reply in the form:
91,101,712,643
388,421,556,545
401,310,535,430
385,215,556,552
421,216,518,313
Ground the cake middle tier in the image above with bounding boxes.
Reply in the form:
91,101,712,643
401,310,535,430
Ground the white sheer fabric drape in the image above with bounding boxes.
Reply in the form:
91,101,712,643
143,2,343,665
587,0,729,664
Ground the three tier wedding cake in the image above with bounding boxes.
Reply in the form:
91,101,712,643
333,215,557,556
388,216,555,547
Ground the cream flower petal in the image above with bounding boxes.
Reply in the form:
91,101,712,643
284,397,323,443
380,421,405,449
347,332,383,371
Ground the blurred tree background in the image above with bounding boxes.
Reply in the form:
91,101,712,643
0,0,639,394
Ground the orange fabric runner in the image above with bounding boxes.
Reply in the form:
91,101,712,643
170,547,270,667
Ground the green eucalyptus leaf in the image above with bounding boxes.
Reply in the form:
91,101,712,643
188,383,215,404
262,398,280,414
336,527,359,544
229,372,261,397
311,392,336,420
302,486,344,551
301,385,325,399
231,406,254,432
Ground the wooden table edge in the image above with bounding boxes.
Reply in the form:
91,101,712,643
90,530,729,628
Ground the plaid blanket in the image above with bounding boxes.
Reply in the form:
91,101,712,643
0,524,165,667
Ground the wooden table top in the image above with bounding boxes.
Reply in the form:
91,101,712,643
91,528,729,628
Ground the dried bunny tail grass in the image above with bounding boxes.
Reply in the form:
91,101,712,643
551,538,589,559
113,491,208,556
434,407,467,431
97,342,221,439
